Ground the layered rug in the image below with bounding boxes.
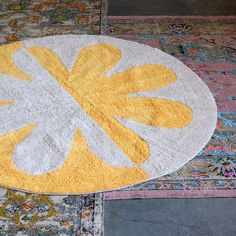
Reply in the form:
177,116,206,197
0,0,235,235
101,15,236,200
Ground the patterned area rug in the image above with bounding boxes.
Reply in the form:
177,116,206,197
101,15,236,200
0,189,103,235
0,1,104,235
0,0,101,44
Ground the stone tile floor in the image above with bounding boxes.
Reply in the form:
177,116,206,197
104,198,236,236
108,0,236,16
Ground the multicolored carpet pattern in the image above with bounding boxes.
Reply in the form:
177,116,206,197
102,16,236,199
0,190,103,235
0,1,103,235
0,0,101,44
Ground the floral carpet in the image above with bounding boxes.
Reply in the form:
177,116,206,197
101,15,236,199
0,1,103,235
0,190,103,235
0,0,101,45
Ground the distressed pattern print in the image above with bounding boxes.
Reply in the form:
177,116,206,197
0,1,104,235
102,15,236,196
0,189,103,235
0,0,101,44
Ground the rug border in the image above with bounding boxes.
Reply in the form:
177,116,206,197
104,190,236,200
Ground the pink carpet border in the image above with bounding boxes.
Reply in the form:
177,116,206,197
104,190,236,200
106,15,236,20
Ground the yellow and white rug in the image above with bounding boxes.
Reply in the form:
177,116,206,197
0,35,217,194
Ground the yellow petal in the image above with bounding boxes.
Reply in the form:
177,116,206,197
104,64,176,94
0,128,148,194
0,124,35,157
108,97,193,128
28,44,121,93
0,101,15,106
71,43,121,81
0,42,31,81
27,47,69,84
85,108,149,164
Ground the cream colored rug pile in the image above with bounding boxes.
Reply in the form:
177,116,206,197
0,35,217,194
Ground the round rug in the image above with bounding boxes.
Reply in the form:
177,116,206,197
0,35,217,194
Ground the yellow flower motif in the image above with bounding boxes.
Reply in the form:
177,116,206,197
0,42,193,194
28,43,192,164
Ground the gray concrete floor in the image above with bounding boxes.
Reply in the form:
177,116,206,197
108,0,236,16
104,198,236,236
